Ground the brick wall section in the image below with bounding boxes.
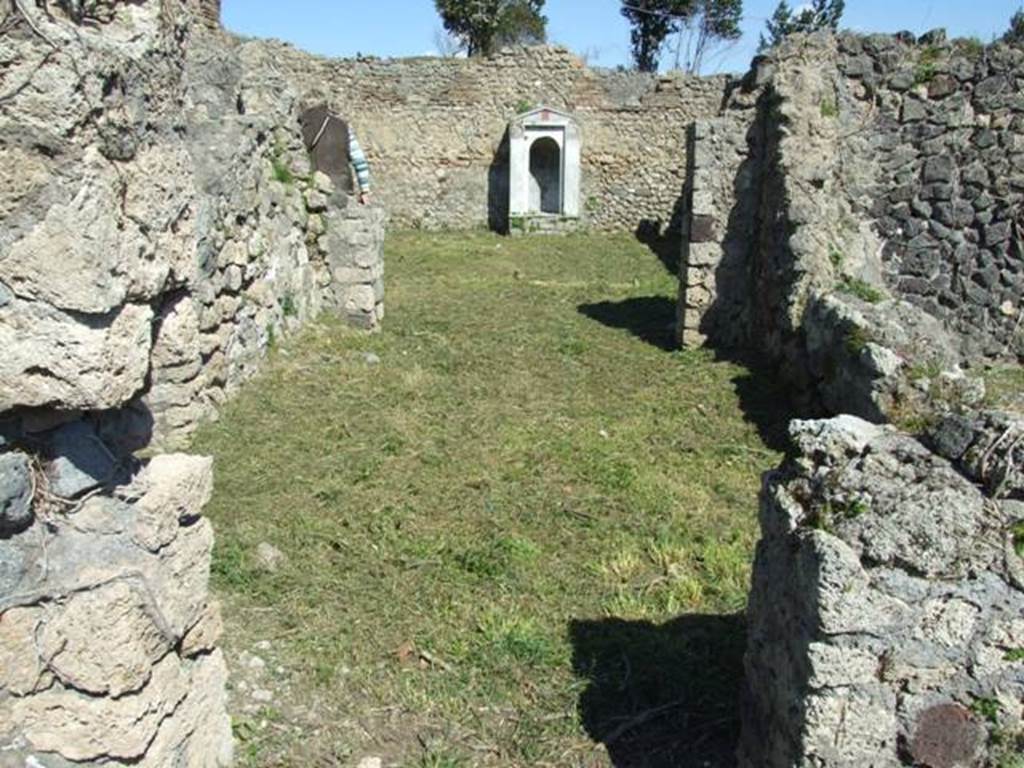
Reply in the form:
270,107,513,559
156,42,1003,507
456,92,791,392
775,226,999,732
261,43,730,232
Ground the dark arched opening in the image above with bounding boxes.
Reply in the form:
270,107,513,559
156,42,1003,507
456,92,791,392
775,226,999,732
529,137,562,214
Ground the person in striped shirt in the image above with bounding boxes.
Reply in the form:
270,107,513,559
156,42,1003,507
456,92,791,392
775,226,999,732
299,104,373,206
348,130,372,205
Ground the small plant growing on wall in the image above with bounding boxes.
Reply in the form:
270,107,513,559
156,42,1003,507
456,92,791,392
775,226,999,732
281,293,298,318
272,156,295,185
837,276,884,304
843,325,873,356
914,45,943,85
954,37,986,60
1013,521,1024,559
828,245,844,268
270,139,295,185
514,99,533,114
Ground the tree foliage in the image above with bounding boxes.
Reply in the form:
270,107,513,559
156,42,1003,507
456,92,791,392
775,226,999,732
684,0,741,74
495,0,546,47
621,0,678,73
759,0,845,51
1005,10,1024,45
620,0,742,74
434,0,547,57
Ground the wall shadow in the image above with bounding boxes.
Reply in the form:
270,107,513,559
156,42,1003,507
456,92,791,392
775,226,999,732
577,298,797,450
634,219,682,276
570,613,745,768
680,78,769,353
488,127,510,233
720,351,798,454
577,296,677,352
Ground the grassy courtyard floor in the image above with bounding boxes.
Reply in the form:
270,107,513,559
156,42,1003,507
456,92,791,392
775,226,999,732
191,231,789,767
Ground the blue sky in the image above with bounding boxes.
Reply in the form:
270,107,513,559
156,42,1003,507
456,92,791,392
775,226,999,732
223,1,1024,74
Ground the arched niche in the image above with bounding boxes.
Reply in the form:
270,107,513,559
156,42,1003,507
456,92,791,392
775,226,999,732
508,107,581,234
529,137,562,214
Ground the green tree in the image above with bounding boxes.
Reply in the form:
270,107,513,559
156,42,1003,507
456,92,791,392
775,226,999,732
622,0,742,74
759,0,845,51
496,0,546,47
621,0,685,72
679,0,742,74
1005,9,1024,44
434,0,547,57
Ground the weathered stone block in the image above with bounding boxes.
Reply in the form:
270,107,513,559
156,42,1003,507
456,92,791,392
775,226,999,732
45,422,117,499
0,299,153,412
689,214,718,243
741,416,1024,768
909,704,986,768
0,452,33,535
39,580,172,697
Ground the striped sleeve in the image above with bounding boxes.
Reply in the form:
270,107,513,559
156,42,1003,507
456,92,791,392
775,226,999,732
349,132,371,193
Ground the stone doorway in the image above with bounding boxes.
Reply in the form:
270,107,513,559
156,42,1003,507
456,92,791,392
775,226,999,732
529,136,562,214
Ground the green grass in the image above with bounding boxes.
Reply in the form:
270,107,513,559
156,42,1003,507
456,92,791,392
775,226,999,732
191,231,786,766
984,365,1024,411
914,44,944,85
271,155,295,185
837,276,884,304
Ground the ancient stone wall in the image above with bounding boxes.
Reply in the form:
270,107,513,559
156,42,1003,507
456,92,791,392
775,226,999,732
836,33,1024,362
680,32,1024,429
682,32,1024,768
1,5,385,452
262,43,730,232
197,0,219,30
0,2,384,764
681,33,1023,381
741,414,1024,768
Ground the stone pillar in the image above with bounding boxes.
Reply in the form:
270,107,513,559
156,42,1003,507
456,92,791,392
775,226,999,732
678,120,721,348
309,173,386,330
677,115,758,349
0,448,233,766
740,415,1024,768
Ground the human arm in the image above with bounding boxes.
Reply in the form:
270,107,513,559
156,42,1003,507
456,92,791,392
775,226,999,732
349,131,372,204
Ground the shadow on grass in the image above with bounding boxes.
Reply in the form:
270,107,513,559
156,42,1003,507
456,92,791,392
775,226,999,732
723,353,798,454
570,613,744,768
578,297,677,353
634,220,682,276
577,297,796,451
